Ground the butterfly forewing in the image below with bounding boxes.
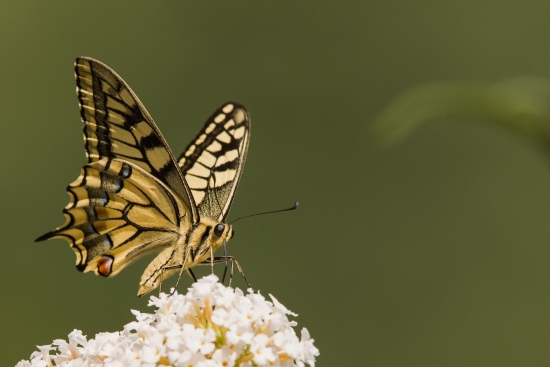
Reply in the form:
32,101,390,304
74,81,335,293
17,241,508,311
75,57,198,223
178,103,250,222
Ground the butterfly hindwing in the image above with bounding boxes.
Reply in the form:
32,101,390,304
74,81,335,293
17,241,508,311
36,157,191,277
178,103,250,222
75,57,198,223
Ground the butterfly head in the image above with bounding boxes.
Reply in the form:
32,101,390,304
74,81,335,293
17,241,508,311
192,217,234,259
205,219,234,250
214,223,234,241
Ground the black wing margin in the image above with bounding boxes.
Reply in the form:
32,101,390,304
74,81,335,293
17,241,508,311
74,57,198,224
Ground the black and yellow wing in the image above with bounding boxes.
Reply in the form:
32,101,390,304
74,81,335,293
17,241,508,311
36,158,190,277
177,102,250,222
36,57,250,294
74,57,198,224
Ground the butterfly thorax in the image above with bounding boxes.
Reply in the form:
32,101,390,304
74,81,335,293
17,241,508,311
185,217,234,266
136,217,233,296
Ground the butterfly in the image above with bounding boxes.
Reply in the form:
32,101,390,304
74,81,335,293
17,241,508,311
36,57,251,296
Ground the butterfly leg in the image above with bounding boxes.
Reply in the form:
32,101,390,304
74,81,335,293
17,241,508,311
221,241,229,285
171,268,197,295
158,264,198,292
229,259,235,287
210,246,215,274
159,267,165,294
200,256,252,289
167,248,193,295
188,268,198,282
157,265,181,295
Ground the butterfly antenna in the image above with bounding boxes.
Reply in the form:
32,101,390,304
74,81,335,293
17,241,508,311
229,201,299,225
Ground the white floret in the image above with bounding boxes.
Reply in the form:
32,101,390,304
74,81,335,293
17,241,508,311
16,275,319,367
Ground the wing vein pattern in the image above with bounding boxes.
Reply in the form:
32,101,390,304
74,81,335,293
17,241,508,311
36,57,251,295
74,57,198,223
178,103,250,221
36,158,191,277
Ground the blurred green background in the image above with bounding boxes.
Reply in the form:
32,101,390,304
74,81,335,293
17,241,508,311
4,1,550,366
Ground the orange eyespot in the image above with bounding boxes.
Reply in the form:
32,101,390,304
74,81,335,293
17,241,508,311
97,255,113,276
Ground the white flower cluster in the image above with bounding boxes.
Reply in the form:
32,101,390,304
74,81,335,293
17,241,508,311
16,275,319,367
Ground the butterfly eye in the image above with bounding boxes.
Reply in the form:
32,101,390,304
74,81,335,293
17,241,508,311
231,228,235,237
214,224,225,237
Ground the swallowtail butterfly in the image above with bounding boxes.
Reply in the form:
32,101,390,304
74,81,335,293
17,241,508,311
36,57,250,296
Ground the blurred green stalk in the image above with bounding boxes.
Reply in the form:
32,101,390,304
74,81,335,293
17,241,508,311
368,78,550,152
